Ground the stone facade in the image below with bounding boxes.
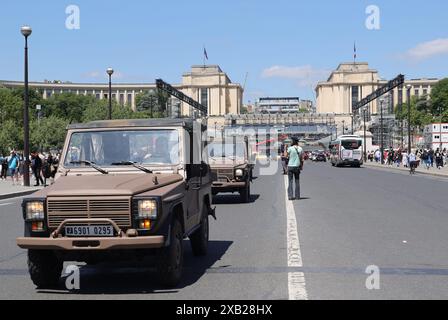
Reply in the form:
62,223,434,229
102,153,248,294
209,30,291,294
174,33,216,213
0,65,243,117
315,62,439,115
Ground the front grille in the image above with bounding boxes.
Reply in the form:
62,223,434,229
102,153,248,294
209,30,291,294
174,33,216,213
47,197,131,228
212,169,234,182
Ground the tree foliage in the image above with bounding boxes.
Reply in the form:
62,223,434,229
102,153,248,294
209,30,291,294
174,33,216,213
430,78,448,121
0,88,23,126
135,89,169,118
395,78,448,125
43,93,95,123
0,88,150,153
395,96,434,127
29,116,69,152
82,99,147,122
0,120,23,155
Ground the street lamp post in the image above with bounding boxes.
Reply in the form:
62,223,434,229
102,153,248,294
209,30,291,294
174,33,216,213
106,68,114,120
21,25,32,187
351,113,354,134
399,86,404,150
406,84,412,154
342,120,345,135
439,105,443,151
363,108,367,162
380,98,384,164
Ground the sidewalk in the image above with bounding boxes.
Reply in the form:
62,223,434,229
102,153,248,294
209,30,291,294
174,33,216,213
363,161,448,178
0,180,42,200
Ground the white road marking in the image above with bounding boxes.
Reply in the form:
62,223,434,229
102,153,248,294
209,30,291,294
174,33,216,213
284,176,308,300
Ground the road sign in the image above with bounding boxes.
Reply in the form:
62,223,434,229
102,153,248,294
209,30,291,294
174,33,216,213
156,79,208,116
353,74,405,111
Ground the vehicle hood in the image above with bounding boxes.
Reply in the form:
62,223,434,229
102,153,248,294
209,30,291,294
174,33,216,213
33,174,183,197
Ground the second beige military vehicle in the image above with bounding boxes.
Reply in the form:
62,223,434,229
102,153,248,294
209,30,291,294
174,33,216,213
208,137,253,203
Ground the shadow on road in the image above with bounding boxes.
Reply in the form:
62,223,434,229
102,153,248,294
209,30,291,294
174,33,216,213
212,194,260,205
37,240,233,295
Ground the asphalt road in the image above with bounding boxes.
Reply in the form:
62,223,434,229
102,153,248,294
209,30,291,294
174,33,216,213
1,161,448,300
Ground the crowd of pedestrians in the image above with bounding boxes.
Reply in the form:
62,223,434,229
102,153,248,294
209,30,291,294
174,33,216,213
367,147,447,170
0,150,60,186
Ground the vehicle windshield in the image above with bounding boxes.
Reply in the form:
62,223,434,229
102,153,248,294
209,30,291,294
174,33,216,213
341,140,362,150
64,129,180,167
208,143,246,159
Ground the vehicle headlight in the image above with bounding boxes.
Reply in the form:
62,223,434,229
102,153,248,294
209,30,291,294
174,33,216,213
26,201,45,221
138,200,158,220
235,169,244,177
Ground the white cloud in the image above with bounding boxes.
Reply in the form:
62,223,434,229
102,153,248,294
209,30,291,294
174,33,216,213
261,65,329,87
405,38,448,61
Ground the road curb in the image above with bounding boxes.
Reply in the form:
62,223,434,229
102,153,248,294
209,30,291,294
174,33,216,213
0,189,40,201
363,164,448,179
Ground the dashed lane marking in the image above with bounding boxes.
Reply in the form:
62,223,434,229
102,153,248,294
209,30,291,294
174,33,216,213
284,176,308,300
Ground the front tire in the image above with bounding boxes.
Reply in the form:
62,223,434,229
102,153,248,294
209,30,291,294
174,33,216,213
240,183,251,203
28,250,63,288
190,206,209,256
156,219,184,287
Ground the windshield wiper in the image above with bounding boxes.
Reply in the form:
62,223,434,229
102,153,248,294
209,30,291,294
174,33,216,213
70,160,109,174
111,161,153,174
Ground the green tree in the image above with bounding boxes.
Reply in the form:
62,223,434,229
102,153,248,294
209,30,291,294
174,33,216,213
82,100,147,122
430,78,448,122
395,96,434,127
10,87,44,122
44,93,94,123
135,89,169,118
0,88,23,126
0,120,23,154
30,116,69,152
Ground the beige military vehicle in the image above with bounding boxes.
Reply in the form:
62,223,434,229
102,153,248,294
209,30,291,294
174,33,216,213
17,118,215,288
208,136,254,203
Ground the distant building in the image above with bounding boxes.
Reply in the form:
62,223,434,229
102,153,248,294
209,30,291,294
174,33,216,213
299,99,314,113
255,97,313,114
315,62,439,115
424,123,448,150
0,65,243,117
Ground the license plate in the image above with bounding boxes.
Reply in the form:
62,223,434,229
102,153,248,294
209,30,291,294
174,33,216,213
65,225,114,237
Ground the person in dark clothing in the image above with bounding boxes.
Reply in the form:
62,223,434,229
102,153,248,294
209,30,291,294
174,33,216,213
429,149,435,167
435,149,444,169
43,153,58,185
31,152,44,186
422,150,430,169
388,148,394,166
280,143,289,175
1,157,8,180
286,137,304,201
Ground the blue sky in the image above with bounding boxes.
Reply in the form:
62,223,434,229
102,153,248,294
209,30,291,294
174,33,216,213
1,0,447,103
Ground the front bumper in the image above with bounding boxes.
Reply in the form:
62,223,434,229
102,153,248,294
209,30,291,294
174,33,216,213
212,181,246,192
16,235,165,251
18,217,165,251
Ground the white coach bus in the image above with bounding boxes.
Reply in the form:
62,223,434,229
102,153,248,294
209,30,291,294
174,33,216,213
329,135,363,168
